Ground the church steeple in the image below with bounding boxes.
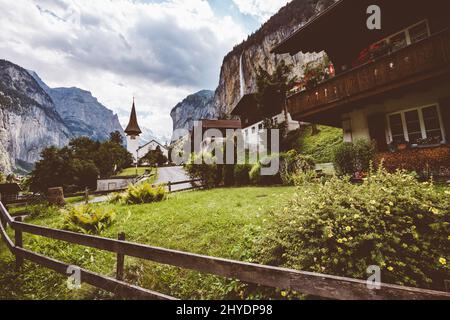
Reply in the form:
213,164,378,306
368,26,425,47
125,98,142,136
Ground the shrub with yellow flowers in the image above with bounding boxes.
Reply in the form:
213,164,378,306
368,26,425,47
254,167,450,291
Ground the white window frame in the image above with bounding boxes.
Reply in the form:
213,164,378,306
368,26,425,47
386,103,447,145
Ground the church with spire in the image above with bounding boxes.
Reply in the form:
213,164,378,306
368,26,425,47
124,98,169,164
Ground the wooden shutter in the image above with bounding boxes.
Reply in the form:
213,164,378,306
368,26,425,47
368,113,388,151
439,97,450,142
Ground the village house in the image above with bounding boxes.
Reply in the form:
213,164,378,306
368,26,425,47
191,119,242,152
272,0,450,157
0,183,21,204
231,93,301,148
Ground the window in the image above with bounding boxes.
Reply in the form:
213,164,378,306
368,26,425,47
409,21,429,44
391,32,408,52
388,105,445,146
258,123,263,131
251,127,256,134
377,20,430,54
422,105,443,144
404,110,422,144
388,113,405,144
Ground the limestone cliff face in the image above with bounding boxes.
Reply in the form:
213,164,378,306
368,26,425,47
0,59,125,174
170,90,215,140
170,0,336,135
0,60,72,174
213,0,336,115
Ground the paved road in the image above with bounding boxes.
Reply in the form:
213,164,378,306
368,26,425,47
73,167,192,206
156,166,192,192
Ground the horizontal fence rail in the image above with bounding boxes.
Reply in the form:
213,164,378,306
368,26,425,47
1,201,449,300
165,179,203,193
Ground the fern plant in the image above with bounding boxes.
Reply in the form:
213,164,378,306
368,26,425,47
63,205,116,234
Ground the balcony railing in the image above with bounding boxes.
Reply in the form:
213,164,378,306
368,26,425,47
287,28,450,119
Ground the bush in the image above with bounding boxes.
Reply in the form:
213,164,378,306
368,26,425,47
292,170,318,186
184,153,221,189
255,167,450,291
123,183,167,205
249,154,282,186
234,164,252,186
353,139,376,172
334,139,376,175
63,205,116,234
108,192,127,204
280,150,316,185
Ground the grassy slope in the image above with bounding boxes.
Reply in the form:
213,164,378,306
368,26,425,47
0,186,296,300
295,125,343,164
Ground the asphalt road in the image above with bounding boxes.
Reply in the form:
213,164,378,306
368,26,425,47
156,166,192,192
75,167,192,206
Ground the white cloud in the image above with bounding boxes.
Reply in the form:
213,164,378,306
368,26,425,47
0,0,247,139
232,0,290,22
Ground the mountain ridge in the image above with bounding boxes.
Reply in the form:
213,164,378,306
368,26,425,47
29,71,125,142
0,59,72,174
0,59,126,174
170,90,216,141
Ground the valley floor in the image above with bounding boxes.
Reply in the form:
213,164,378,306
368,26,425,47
0,186,296,300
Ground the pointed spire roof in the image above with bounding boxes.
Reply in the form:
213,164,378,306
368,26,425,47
125,98,142,136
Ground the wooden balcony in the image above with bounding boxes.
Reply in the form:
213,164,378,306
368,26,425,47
287,28,450,124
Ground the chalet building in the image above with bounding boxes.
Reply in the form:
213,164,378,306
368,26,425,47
0,183,21,204
273,0,450,153
191,120,242,152
231,94,301,147
124,98,168,164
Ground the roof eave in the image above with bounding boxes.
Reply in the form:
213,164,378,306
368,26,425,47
271,0,346,55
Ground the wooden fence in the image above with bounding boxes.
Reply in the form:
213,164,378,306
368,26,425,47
0,200,449,300
166,179,203,193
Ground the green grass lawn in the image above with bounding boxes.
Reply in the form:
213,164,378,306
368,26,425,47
0,186,296,300
116,166,155,177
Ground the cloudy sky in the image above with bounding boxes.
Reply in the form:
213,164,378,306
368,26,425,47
0,0,290,140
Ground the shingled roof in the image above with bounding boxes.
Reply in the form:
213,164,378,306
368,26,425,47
125,99,142,136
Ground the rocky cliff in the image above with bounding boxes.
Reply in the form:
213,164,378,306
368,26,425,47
170,90,215,140
30,72,125,142
0,59,126,174
213,0,336,115
0,60,72,174
170,0,336,135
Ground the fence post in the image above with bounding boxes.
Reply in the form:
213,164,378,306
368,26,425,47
15,216,23,270
84,187,89,205
116,232,125,281
168,181,172,193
